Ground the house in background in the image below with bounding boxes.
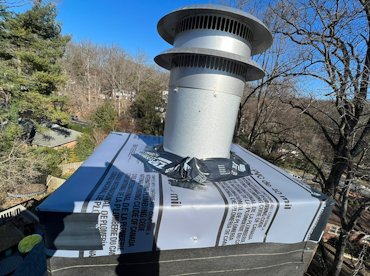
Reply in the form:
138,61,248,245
32,124,81,149
323,204,370,246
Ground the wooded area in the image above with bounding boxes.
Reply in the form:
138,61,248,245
0,0,369,275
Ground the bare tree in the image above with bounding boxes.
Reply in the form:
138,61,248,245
270,0,370,274
0,140,47,195
233,5,303,160
62,42,103,117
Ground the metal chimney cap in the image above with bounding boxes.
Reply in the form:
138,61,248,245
154,47,265,81
157,4,273,55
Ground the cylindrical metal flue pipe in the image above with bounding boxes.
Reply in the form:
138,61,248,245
155,5,272,159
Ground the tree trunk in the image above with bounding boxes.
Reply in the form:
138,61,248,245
87,59,91,108
325,155,347,196
233,103,243,142
319,241,328,275
330,230,348,276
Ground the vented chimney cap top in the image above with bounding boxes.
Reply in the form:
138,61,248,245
157,4,273,55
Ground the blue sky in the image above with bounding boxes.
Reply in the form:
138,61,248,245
56,0,219,63
10,0,326,95
54,0,326,94
11,0,223,62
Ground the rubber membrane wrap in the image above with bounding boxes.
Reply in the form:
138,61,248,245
134,145,251,184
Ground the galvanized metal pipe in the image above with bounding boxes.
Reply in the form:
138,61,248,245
155,5,272,159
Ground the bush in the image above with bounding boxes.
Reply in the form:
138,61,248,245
91,102,118,132
0,123,24,151
130,82,165,136
75,133,96,161
31,147,63,177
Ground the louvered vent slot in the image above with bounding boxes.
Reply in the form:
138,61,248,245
175,15,253,43
171,54,248,78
